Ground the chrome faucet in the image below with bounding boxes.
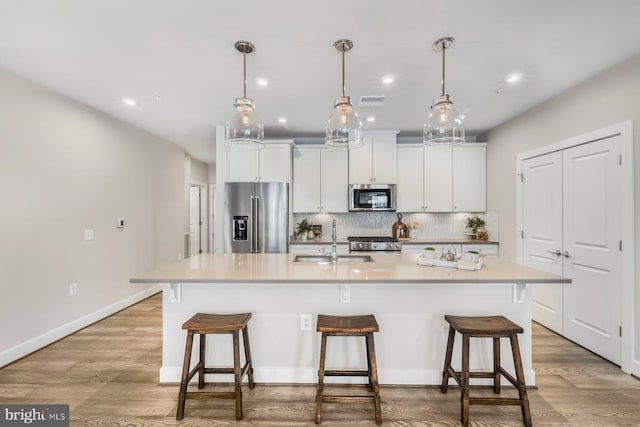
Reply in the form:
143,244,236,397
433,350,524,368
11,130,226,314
331,219,338,262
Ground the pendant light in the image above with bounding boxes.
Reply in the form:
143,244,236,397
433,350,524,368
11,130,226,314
325,39,363,149
226,41,264,149
424,37,465,146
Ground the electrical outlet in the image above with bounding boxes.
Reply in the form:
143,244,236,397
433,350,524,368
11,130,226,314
69,283,78,296
84,229,94,241
340,283,350,304
300,314,312,331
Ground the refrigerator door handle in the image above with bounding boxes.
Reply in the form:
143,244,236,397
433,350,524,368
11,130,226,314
253,196,260,252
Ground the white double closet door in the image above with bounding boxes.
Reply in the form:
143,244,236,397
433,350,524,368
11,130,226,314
522,136,622,364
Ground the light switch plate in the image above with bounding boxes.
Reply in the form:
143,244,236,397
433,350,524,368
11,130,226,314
84,229,94,241
340,283,351,304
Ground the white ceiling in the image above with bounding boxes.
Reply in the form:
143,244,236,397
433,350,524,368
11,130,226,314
2,0,640,164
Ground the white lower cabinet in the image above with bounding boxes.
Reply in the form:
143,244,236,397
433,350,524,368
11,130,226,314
289,244,349,255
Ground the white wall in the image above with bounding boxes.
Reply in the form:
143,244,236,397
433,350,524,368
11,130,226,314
481,53,639,371
0,68,186,366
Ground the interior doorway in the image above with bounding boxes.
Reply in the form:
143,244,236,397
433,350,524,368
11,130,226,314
189,184,207,256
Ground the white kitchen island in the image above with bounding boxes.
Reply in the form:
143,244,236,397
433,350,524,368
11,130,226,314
130,253,569,386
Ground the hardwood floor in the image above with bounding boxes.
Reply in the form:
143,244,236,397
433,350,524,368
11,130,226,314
1,293,639,426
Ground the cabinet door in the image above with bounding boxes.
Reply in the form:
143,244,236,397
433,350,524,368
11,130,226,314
227,148,259,181
348,135,373,183
397,146,424,212
292,148,321,213
424,147,453,211
260,144,291,182
453,145,486,212
321,148,349,212
371,134,397,183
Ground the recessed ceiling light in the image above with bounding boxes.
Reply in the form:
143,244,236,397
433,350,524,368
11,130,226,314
256,78,269,87
505,73,523,83
382,76,394,85
366,116,375,122
122,98,137,107
277,117,287,123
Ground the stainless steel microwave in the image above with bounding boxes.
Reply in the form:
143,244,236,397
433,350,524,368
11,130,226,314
349,184,397,211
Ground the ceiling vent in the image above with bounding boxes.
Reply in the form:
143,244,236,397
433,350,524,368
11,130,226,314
358,95,385,107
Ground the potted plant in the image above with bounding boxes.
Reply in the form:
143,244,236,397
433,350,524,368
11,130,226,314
423,246,436,258
465,215,485,238
295,218,313,240
462,249,480,262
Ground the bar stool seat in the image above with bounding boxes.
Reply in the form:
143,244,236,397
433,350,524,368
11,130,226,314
176,312,254,421
441,315,532,427
315,314,382,425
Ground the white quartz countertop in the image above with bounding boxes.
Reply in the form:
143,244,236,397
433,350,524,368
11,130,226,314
130,253,568,285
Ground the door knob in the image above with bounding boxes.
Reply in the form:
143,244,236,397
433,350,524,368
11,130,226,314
562,251,571,258
546,250,562,256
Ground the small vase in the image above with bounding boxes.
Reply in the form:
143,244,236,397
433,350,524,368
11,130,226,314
300,233,307,241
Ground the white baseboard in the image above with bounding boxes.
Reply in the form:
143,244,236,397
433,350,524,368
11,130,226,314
0,285,161,368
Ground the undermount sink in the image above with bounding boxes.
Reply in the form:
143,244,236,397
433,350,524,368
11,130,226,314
293,254,374,263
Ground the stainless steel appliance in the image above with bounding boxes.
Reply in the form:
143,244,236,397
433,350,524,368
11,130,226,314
348,236,402,252
349,184,397,211
224,182,289,253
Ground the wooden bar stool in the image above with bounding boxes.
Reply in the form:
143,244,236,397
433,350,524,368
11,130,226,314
315,314,382,425
176,313,254,421
441,315,532,427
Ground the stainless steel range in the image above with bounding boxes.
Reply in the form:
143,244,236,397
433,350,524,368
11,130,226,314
348,236,402,252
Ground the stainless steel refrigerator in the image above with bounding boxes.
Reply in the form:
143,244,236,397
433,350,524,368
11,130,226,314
224,182,289,253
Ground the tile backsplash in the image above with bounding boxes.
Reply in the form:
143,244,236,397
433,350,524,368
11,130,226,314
293,211,499,241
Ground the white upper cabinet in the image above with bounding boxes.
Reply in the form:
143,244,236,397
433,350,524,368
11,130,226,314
396,145,424,212
424,146,454,212
293,146,348,213
227,141,293,182
452,145,486,212
349,131,398,184
397,143,486,213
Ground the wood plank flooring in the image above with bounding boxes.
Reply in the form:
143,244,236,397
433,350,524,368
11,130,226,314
1,293,639,426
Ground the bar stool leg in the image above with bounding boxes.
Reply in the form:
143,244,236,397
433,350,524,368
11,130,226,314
242,325,255,389
461,334,470,427
198,333,206,389
441,325,456,393
176,330,194,420
510,334,532,427
493,336,501,394
315,332,327,424
232,330,243,420
366,332,382,425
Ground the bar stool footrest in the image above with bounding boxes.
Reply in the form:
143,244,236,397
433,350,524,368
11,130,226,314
324,370,370,377
469,397,524,406
322,395,376,404
185,391,238,400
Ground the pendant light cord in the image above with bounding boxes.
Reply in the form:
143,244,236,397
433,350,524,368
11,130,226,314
441,41,446,97
341,48,346,97
243,51,247,99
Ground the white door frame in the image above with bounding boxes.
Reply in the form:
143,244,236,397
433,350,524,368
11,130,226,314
190,181,208,254
516,120,636,375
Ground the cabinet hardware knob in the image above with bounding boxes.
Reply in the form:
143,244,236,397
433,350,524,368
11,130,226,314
562,251,571,258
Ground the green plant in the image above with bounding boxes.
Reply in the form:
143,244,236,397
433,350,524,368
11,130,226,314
466,215,485,233
295,218,312,236
466,250,479,254
424,247,435,251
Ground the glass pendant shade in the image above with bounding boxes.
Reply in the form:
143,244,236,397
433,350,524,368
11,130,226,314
424,37,465,146
325,39,363,149
227,41,264,149
226,97,264,149
424,95,465,145
326,96,364,149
